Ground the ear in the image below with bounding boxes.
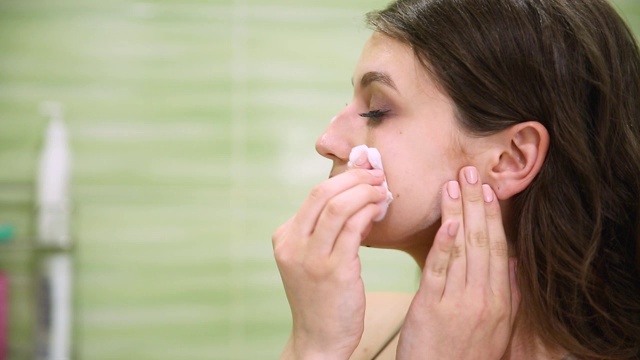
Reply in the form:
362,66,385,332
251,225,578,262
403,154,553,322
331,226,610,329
484,121,549,200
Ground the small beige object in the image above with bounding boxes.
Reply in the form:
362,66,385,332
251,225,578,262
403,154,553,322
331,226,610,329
348,145,393,221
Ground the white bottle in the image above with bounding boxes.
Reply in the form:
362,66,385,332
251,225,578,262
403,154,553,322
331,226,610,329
36,101,72,249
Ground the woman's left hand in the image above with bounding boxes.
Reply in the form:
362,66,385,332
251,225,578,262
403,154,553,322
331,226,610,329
396,166,520,359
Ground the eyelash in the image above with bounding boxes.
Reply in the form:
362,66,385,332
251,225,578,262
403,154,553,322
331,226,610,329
359,109,390,125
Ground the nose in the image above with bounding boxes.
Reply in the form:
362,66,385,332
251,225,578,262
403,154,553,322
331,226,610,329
315,111,360,163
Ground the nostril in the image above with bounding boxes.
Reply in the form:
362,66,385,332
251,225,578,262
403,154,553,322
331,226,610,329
315,114,354,162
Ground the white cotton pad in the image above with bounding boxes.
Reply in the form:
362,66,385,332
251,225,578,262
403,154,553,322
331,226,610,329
348,145,393,222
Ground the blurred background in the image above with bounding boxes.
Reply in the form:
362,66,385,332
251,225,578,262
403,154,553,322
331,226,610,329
0,0,638,359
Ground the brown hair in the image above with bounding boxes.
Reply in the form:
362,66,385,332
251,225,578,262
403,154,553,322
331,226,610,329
367,0,640,358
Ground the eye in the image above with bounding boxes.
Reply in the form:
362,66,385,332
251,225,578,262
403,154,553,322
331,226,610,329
359,109,391,126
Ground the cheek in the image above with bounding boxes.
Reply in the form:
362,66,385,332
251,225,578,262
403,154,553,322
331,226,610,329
381,142,464,232
370,125,463,241
389,173,442,225
377,159,446,241
366,174,442,246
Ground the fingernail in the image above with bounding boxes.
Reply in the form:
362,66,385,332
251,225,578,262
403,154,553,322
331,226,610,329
355,151,367,166
464,167,478,185
377,186,388,196
482,184,494,203
447,220,460,237
447,181,460,199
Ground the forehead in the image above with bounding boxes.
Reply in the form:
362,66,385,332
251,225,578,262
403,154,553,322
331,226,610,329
353,32,440,98
358,32,413,67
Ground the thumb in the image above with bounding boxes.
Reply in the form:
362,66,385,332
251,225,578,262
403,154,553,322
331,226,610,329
349,150,373,170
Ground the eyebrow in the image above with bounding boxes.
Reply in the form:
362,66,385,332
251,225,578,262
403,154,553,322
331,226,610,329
353,71,399,93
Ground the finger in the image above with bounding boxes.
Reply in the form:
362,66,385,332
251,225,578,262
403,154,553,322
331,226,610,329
483,184,509,294
441,180,467,296
421,219,460,303
459,166,491,288
509,257,521,326
310,184,387,255
349,150,373,170
331,202,382,260
296,169,384,235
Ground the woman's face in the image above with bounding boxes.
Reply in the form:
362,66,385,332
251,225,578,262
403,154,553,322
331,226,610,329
316,32,483,251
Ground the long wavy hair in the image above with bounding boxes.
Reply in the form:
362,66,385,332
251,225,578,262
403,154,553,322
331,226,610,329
367,0,640,358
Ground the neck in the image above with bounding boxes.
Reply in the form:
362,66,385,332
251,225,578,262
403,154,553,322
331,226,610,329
503,321,569,360
401,223,438,270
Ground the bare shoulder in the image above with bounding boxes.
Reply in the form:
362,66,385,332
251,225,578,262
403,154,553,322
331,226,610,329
350,292,415,360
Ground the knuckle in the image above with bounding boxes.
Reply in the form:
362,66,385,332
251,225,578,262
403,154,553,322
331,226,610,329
272,239,282,255
465,190,485,204
445,205,463,217
309,184,327,202
271,224,286,246
428,263,448,278
450,244,465,258
273,244,291,264
490,239,509,257
324,200,343,219
470,230,489,247
485,206,502,220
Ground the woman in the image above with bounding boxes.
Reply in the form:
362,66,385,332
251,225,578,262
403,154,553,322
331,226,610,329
272,0,640,358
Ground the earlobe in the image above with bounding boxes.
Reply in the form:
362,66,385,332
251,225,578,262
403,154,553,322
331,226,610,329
490,121,549,200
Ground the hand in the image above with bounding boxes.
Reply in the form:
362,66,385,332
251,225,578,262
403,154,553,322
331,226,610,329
397,166,520,359
273,154,387,359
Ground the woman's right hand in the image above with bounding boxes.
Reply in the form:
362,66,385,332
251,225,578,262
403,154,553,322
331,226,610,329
272,162,388,359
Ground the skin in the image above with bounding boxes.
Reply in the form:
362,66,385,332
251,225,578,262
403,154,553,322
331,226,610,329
315,31,470,263
273,32,548,359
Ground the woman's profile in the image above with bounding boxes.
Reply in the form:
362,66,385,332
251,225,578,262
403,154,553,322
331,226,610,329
272,0,640,359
